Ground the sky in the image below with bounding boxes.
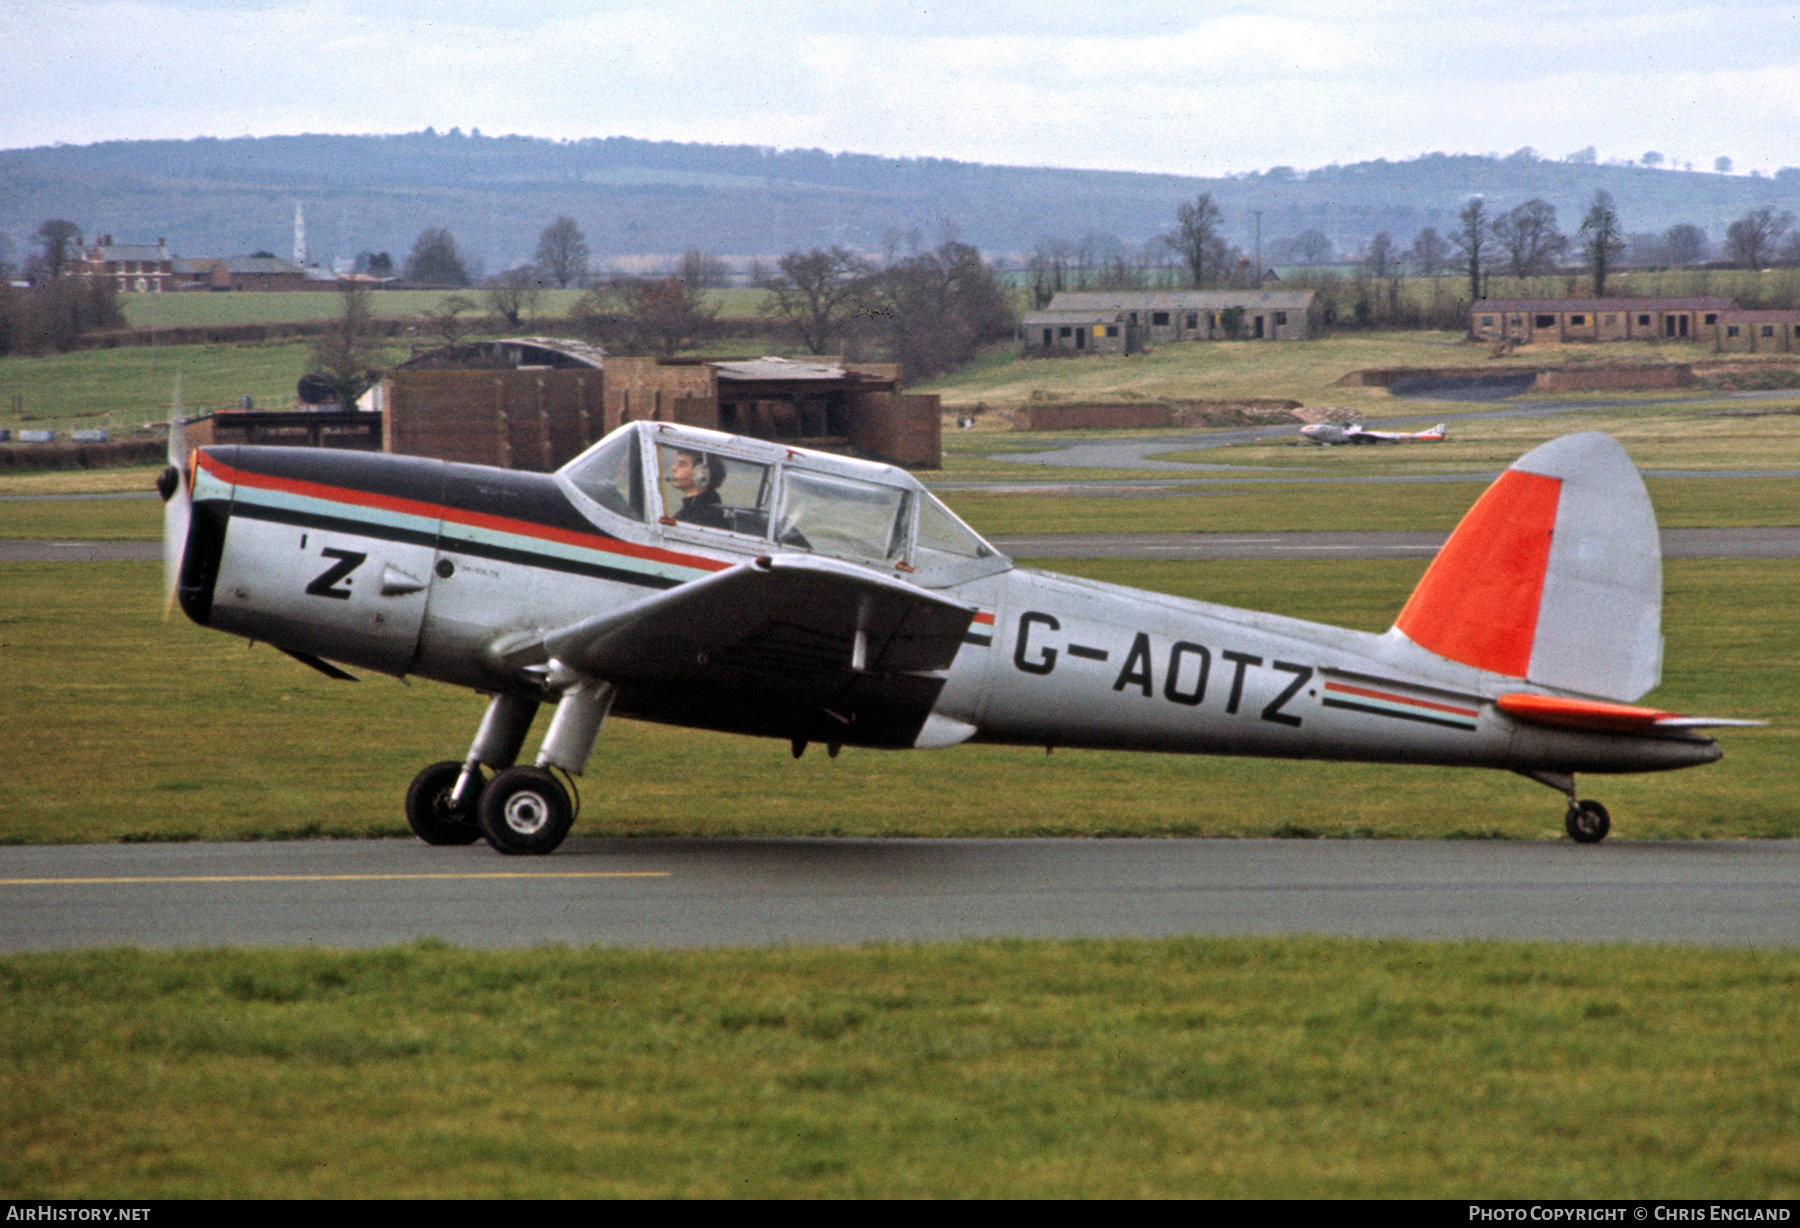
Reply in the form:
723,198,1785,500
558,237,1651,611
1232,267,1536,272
4,0,1798,178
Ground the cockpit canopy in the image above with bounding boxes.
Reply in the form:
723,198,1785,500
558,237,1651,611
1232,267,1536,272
558,421,1009,587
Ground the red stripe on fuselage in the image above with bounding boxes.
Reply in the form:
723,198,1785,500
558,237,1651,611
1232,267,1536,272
1322,680,1480,718
196,450,728,573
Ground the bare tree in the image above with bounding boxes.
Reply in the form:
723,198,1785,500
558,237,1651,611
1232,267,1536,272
677,249,730,291
404,227,469,287
0,275,124,355
486,266,540,327
573,276,716,357
1268,229,1334,266
863,241,1014,381
1163,194,1225,288
757,247,872,355
1452,198,1490,302
422,293,477,348
1578,190,1626,296
1364,232,1396,280
1665,223,1709,266
1492,199,1568,278
1357,233,1405,324
30,219,83,283
1409,227,1449,276
1025,237,1070,308
1075,232,1126,289
1724,207,1793,268
534,217,589,289
308,283,388,406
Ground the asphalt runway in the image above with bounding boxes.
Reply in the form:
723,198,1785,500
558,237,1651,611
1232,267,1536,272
3,836,1796,952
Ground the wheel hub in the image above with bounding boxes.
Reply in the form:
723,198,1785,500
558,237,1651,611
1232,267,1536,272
502,790,551,835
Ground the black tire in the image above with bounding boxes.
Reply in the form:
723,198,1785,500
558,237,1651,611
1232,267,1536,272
1565,799,1612,844
405,760,485,846
477,766,573,855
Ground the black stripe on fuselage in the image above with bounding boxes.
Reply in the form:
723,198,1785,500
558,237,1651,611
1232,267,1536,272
230,500,438,550
1320,696,1478,731
227,498,685,591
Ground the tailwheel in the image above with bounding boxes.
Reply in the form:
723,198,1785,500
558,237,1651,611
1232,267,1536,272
1565,799,1612,844
405,760,485,846
478,766,574,855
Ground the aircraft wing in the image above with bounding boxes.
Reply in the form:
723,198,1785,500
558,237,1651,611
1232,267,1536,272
528,554,978,744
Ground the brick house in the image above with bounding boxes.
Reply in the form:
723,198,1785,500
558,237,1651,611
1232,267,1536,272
72,236,174,292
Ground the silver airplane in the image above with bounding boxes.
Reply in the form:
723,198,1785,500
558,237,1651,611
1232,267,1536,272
1300,421,1447,445
160,420,1754,853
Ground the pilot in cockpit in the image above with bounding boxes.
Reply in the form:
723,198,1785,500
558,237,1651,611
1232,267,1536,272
667,449,729,529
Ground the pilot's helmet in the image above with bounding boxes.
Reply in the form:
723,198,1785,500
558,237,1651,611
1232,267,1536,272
678,450,728,491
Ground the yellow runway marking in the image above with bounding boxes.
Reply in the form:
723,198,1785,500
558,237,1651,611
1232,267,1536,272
1,872,670,886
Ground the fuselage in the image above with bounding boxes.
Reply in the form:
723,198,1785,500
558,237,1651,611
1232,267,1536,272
177,434,1720,783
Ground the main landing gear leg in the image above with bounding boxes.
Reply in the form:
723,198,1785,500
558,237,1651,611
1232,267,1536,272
1519,770,1612,844
405,693,538,847
477,678,616,856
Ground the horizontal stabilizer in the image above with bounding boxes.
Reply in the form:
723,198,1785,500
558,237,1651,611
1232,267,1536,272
1497,692,1763,733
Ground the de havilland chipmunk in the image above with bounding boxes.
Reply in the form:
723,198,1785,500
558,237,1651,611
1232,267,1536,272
160,418,1757,854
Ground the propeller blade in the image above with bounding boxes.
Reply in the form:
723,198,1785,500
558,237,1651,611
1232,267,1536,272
160,378,189,619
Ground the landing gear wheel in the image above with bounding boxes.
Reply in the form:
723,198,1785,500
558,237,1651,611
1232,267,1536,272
1565,799,1611,844
405,761,485,846
477,766,573,855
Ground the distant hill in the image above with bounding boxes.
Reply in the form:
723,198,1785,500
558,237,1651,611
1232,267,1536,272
3,132,1796,275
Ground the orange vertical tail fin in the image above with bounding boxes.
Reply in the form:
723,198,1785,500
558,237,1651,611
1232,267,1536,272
1389,433,1662,702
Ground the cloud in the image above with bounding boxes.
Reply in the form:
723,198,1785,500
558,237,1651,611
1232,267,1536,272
3,0,1797,176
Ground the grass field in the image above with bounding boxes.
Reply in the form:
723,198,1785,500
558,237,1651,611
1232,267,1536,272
113,287,768,330
0,340,322,432
9,284,767,436
921,328,1800,415
5,938,1797,1198
1151,403,1800,473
